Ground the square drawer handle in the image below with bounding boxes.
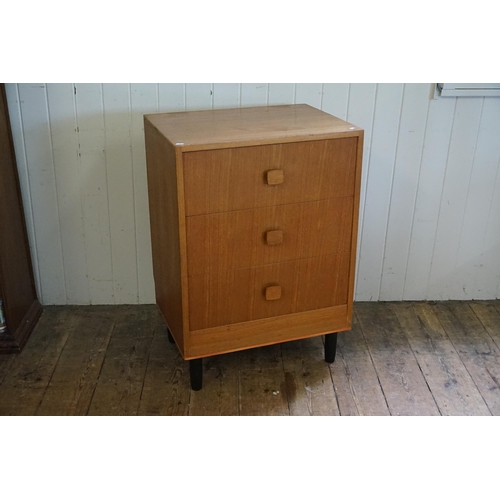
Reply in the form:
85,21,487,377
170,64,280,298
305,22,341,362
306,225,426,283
266,230,283,246
265,285,282,301
266,169,284,185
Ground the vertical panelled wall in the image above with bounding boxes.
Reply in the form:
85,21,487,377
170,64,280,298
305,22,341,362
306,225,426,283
5,83,500,305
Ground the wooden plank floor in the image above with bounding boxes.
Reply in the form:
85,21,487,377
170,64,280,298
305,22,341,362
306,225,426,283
1,301,500,416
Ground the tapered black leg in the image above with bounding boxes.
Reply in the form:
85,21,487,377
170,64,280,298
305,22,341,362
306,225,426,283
190,358,203,391
325,333,338,364
167,328,175,344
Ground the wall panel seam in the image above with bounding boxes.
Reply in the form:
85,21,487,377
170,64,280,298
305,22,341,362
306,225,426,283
470,101,500,298
477,154,500,297
401,93,431,298
354,83,378,297
100,83,116,304
45,84,69,304
377,83,405,300
129,83,140,303
448,98,484,299
72,83,91,304
43,83,68,304
425,98,458,299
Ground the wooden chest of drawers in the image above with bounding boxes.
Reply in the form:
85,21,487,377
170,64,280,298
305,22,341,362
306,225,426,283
144,104,363,390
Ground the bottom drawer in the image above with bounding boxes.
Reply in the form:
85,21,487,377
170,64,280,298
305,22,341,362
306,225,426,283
188,254,350,331
185,304,349,359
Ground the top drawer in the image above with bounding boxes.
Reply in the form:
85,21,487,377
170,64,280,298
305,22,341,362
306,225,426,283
183,138,358,216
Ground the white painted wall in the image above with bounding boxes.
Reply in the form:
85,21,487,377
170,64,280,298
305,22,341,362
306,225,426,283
5,83,500,305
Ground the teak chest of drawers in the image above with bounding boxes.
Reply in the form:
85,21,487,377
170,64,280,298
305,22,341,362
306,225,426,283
144,104,363,390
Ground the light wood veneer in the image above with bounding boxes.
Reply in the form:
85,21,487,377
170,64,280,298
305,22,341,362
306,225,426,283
145,104,363,361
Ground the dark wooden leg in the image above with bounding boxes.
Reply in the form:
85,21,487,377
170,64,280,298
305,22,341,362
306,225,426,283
167,328,175,344
190,358,203,391
325,333,338,364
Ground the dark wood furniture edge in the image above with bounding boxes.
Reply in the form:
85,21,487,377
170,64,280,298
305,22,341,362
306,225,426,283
0,83,42,353
0,83,38,292
0,299,42,353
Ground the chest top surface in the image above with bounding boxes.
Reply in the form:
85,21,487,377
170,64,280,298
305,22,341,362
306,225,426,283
144,104,362,149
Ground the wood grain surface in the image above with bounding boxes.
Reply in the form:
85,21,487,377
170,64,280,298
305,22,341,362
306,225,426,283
145,104,362,361
144,120,185,354
430,301,500,415
355,302,441,416
188,254,350,330
399,302,490,416
185,305,348,359
186,198,353,275
1,301,498,415
183,137,357,216
145,104,362,151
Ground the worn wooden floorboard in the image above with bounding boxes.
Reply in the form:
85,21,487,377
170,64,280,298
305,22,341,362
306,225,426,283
36,307,116,416
188,351,241,416
0,352,15,385
0,308,76,416
138,318,191,416
329,348,361,416
469,301,500,352
238,344,290,416
394,303,490,416
281,336,340,416
431,302,500,415
356,302,441,416
1,301,500,416
332,315,390,416
87,306,157,416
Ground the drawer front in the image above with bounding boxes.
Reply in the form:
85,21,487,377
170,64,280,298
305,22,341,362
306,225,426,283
188,254,350,331
183,138,357,216
186,198,354,276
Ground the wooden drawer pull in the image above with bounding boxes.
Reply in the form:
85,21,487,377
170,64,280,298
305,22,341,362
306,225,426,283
266,169,284,185
265,285,282,301
266,230,283,246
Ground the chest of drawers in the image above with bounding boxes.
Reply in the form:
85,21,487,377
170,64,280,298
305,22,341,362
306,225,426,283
144,104,363,390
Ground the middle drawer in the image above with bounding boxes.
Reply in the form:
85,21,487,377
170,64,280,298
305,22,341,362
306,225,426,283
186,197,354,276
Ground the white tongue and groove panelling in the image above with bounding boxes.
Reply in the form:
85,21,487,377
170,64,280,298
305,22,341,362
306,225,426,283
5,83,500,305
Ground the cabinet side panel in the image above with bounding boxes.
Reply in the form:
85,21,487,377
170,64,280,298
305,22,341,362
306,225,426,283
0,84,39,343
144,119,184,353
347,132,364,323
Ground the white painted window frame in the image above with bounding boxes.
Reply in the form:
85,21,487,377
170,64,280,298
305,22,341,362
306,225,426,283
436,83,500,97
